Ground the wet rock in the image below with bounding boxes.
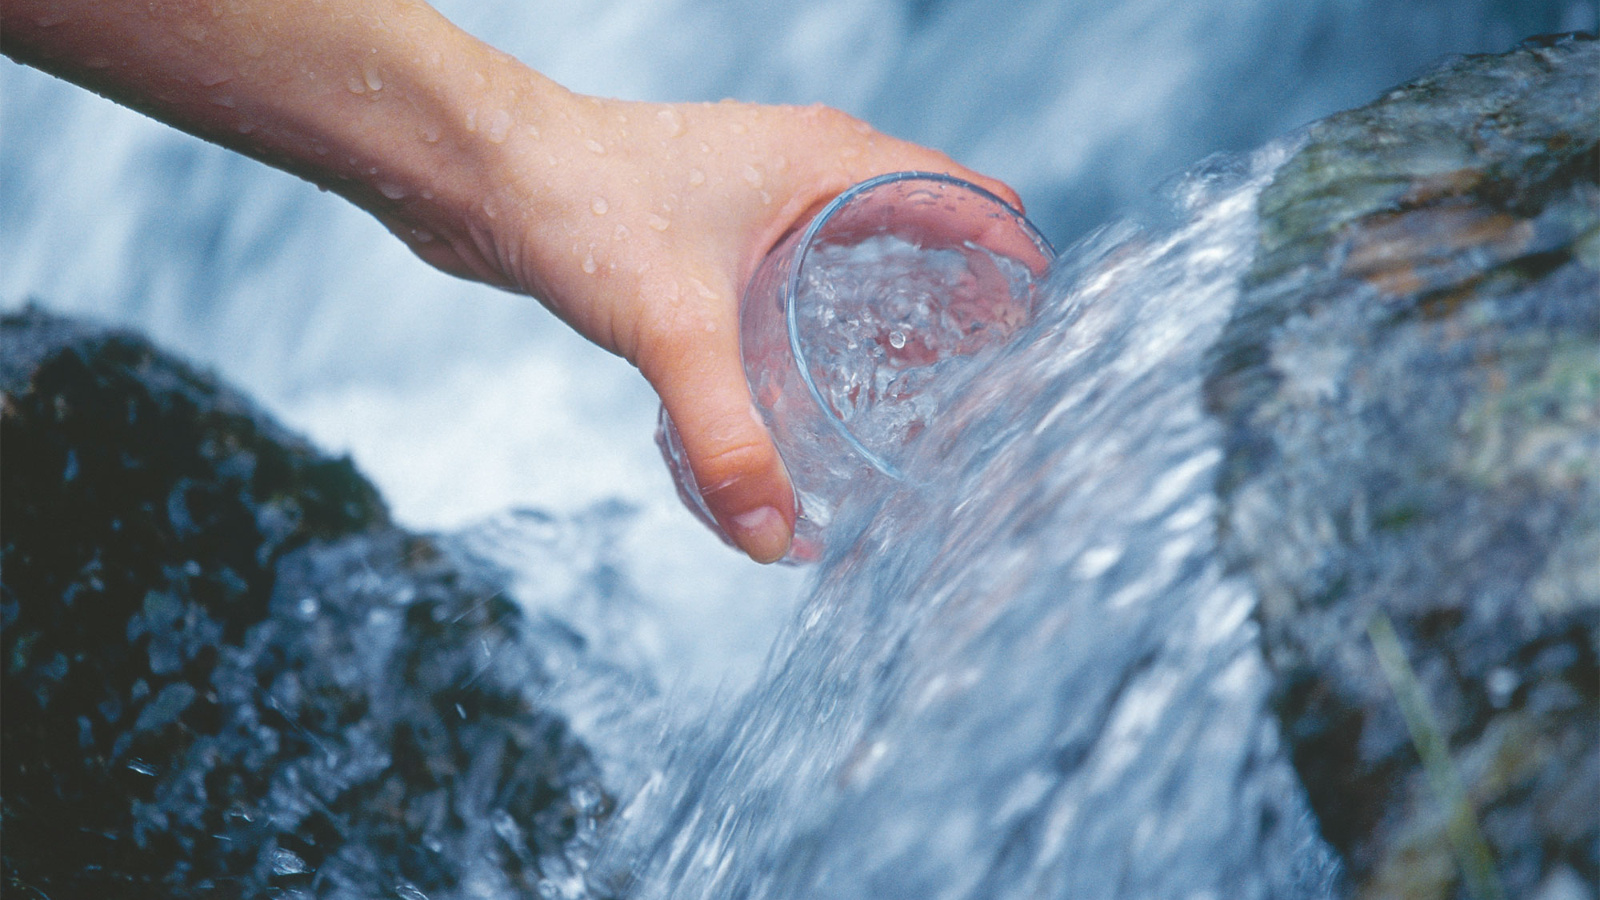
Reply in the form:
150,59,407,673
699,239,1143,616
1,307,607,899
1206,35,1598,900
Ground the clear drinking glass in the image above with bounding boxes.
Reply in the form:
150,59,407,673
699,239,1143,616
657,171,1055,562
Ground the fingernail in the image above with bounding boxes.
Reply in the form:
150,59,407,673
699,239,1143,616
729,506,792,564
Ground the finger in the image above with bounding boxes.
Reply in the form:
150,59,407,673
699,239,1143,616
810,173,1053,278
638,278,796,564
862,135,1027,214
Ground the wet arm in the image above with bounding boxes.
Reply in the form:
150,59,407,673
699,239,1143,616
3,0,1021,563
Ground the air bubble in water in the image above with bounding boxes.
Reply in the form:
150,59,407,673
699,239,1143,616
889,330,907,349
271,848,309,876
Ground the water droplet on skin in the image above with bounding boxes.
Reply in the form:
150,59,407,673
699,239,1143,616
312,142,330,156
483,199,498,220
613,224,630,241
730,121,747,134
420,190,434,200
889,330,907,349
688,168,706,186
742,165,764,188
367,166,380,176
347,75,366,95
656,108,684,137
853,121,872,135
760,190,772,205
647,214,670,231
688,278,718,299
197,70,231,87
420,124,441,143
210,95,237,109
774,156,790,172
364,65,384,92
581,251,598,274
236,122,256,135
378,182,407,200
485,109,512,143
591,197,608,215
584,138,606,155
699,141,712,154
524,124,540,139
410,228,434,243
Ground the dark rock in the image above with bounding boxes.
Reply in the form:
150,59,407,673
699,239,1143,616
1206,35,1598,900
1,307,608,899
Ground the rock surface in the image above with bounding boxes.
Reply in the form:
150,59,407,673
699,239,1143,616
1206,35,1599,899
1,307,607,899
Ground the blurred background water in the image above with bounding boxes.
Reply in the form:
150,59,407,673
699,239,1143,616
2,2,1595,893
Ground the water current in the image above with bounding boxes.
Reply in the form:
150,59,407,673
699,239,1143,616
570,140,1344,899
3,1,1595,897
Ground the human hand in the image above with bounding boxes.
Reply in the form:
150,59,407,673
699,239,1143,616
2,0,1020,563
393,88,1023,562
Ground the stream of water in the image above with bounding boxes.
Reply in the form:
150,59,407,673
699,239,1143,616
565,140,1344,899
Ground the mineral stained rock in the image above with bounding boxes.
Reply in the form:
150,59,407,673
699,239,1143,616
1,307,607,899
1206,35,1599,900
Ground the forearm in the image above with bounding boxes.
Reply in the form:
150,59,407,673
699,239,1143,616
5,0,1024,563
2,0,561,280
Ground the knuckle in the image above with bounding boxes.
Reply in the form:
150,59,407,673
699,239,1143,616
694,436,778,494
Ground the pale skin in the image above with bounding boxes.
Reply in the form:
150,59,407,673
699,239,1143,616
2,0,1023,563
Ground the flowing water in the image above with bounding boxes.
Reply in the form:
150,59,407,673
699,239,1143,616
584,141,1343,899
3,0,1596,897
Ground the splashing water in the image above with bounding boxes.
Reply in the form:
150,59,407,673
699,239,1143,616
796,234,1037,460
589,140,1341,899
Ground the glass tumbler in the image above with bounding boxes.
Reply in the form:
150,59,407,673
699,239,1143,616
657,171,1055,562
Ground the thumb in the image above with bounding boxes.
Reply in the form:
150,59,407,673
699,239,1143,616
641,282,795,564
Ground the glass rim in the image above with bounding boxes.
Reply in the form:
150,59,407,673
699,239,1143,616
781,170,1055,479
